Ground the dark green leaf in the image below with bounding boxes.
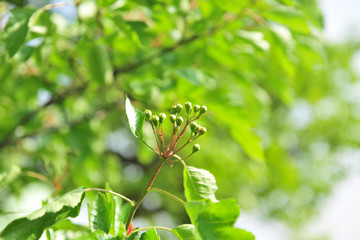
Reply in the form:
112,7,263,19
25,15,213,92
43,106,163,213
140,228,159,240
0,187,85,240
183,166,218,202
4,17,30,57
88,192,115,234
173,224,201,240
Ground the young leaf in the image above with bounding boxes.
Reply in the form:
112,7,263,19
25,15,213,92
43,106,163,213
0,187,85,240
183,166,218,202
185,199,254,240
173,224,201,240
125,96,146,140
88,192,115,234
140,228,159,240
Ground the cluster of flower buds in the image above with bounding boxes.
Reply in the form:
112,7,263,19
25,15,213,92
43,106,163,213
143,102,208,161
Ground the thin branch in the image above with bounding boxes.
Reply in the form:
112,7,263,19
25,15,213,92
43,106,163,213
149,188,185,206
84,188,134,206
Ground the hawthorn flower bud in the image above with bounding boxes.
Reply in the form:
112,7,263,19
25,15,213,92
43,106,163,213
175,104,183,114
152,115,159,127
185,102,192,114
171,106,177,114
144,109,152,120
169,114,176,123
200,105,207,114
190,122,199,132
192,144,200,153
159,113,166,124
176,116,184,126
199,127,207,135
193,105,200,112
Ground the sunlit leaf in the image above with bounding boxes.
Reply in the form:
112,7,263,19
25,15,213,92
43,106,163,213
88,192,115,234
140,228,159,240
183,166,218,202
0,187,85,240
173,224,201,240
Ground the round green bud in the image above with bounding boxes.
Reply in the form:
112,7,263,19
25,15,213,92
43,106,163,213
192,144,200,153
175,104,183,114
171,106,177,114
200,105,207,114
169,114,176,123
190,122,199,132
159,113,166,123
199,127,207,135
193,105,200,112
176,116,184,126
144,109,152,120
152,115,159,127
185,102,192,114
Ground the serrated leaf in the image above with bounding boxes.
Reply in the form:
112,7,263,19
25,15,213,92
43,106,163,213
140,228,159,240
185,199,254,240
0,187,85,240
173,224,201,240
125,96,146,139
183,166,218,202
88,193,115,234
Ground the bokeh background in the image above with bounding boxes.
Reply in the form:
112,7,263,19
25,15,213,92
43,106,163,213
0,0,359,239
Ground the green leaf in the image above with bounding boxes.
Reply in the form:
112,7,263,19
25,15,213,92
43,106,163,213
173,224,201,240
84,44,113,84
0,165,21,189
52,219,89,232
88,192,115,234
183,166,218,202
263,6,311,34
140,228,159,240
4,18,30,57
175,68,208,86
185,199,254,240
0,187,85,240
125,96,146,140
3,8,35,57
89,229,125,240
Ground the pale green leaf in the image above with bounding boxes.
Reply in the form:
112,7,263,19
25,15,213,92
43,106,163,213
173,224,201,240
183,166,218,202
125,96,146,139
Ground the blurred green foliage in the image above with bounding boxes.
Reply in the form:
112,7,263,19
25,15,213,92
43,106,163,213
0,0,359,238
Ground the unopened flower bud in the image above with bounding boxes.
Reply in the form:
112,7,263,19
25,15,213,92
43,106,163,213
192,144,200,153
159,113,166,124
175,104,183,114
171,106,177,114
185,102,192,114
144,109,152,120
199,127,207,135
190,122,199,132
200,105,207,114
176,116,184,126
193,105,200,112
169,114,176,123
152,115,159,127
